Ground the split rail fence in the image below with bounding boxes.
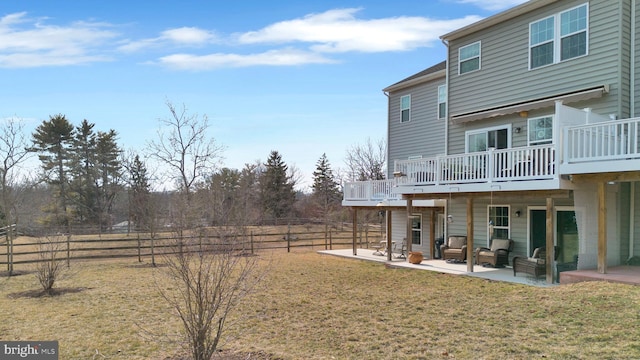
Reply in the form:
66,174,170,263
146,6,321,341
0,225,384,271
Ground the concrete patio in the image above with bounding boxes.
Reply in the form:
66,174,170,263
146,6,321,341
318,248,555,287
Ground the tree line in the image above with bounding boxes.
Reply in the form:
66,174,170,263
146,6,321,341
2,101,386,234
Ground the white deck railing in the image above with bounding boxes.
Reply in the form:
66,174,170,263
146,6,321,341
565,117,640,163
394,144,556,186
343,179,399,201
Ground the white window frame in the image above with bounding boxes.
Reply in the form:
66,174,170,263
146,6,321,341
527,116,554,145
438,84,447,119
488,205,510,245
529,3,589,70
458,41,481,75
400,94,411,122
465,124,512,153
410,213,422,246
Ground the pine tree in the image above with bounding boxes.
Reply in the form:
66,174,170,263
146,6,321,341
311,153,341,216
260,151,295,222
30,114,75,227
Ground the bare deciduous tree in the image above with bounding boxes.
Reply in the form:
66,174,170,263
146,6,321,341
159,232,264,360
147,101,224,198
344,137,387,181
0,117,32,275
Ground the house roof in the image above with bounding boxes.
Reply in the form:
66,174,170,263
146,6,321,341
440,0,560,41
382,60,446,92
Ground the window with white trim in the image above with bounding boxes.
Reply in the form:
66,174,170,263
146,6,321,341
459,41,481,74
410,214,422,245
400,95,411,122
438,85,447,119
530,3,588,69
488,205,510,240
466,126,510,153
528,116,553,145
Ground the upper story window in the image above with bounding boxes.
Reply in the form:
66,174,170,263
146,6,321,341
400,95,411,122
438,85,447,119
459,41,481,74
530,4,588,69
528,116,553,145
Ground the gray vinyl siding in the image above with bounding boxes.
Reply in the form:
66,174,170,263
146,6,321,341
619,0,632,119
635,0,640,117
387,77,446,177
446,195,575,261
446,0,628,155
391,210,435,258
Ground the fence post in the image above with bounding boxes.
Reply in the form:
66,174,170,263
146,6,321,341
287,225,291,253
329,229,333,250
251,231,254,255
66,233,71,268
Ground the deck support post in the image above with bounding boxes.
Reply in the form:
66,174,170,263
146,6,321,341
467,197,474,273
598,182,607,274
546,197,554,284
352,207,358,256
386,210,393,261
406,197,413,257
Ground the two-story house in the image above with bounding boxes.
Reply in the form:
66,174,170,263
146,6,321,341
343,0,640,283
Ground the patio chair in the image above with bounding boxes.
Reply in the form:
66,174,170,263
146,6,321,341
440,235,467,262
475,238,514,267
512,247,546,278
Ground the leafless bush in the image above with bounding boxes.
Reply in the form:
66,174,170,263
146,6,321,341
159,229,265,360
35,235,66,295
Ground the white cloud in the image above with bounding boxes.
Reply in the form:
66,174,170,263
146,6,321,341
157,48,336,71
0,12,118,68
455,0,528,11
238,8,482,53
118,26,217,52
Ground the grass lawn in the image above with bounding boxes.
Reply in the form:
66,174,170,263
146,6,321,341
0,250,639,359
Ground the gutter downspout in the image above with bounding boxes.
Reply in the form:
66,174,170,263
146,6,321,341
383,90,391,176
631,0,636,260
442,39,450,156
632,0,636,118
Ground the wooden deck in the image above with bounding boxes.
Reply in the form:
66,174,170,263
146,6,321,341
560,266,640,286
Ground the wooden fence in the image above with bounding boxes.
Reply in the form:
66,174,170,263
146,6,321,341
0,225,385,271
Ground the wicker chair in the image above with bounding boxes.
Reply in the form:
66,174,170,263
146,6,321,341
475,238,514,267
440,235,467,262
513,247,547,278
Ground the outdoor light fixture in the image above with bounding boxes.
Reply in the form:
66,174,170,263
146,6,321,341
515,210,521,217
514,127,521,134
447,214,453,224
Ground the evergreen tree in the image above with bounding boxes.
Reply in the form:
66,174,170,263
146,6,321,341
94,129,122,229
260,151,295,222
128,154,151,231
311,153,341,217
70,119,97,223
30,114,75,227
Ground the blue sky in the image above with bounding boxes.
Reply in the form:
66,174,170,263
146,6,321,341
0,0,527,191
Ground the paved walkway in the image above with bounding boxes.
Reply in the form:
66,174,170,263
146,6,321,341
318,248,555,287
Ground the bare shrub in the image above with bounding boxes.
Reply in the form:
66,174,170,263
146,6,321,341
159,229,265,360
35,235,66,295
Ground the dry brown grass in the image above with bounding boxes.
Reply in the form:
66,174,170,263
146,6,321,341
0,250,639,359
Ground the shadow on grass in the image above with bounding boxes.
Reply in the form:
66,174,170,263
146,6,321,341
7,287,90,299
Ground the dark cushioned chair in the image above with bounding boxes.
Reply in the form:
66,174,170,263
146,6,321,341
441,235,467,262
512,247,547,278
475,238,513,267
